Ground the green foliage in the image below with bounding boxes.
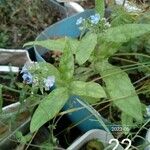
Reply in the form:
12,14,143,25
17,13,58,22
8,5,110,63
120,11,150,75
96,61,143,122
24,38,79,54
0,0,58,48
76,33,97,65
100,24,150,43
95,0,105,17
59,40,74,81
30,87,69,132
111,6,137,26
70,81,106,99
24,38,66,52
121,112,134,135
30,62,60,81
26,41,107,132
40,142,54,150
0,32,9,47
96,42,121,60
74,67,94,81
22,3,150,142
28,62,60,94
16,131,32,144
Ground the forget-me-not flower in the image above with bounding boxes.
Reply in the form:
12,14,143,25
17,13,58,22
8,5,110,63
44,76,55,91
21,65,28,74
90,13,100,24
22,72,33,84
76,17,84,25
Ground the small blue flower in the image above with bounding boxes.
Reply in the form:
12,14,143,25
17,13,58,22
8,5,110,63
90,13,100,24
44,76,55,91
76,17,83,25
22,72,33,84
21,65,28,74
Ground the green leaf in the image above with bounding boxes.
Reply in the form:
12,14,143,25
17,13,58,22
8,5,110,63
24,38,65,52
75,67,94,81
96,61,143,122
24,38,79,54
80,96,100,104
59,40,74,81
40,142,54,150
0,85,3,112
70,81,106,99
111,6,136,26
121,112,134,135
96,42,121,60
30,87,69,132
95,0,105,17
16,131,32,144
68,38,80,54
100,24,150,43
76,33,97,65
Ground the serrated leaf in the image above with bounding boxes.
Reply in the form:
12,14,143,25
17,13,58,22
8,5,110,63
59,40,74,81
70,81,106,99
101,24,150,43
95,0,105,17
97,61,143,122
76,33,97,65
30,88,69,132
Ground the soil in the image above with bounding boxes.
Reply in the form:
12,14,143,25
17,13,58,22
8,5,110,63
0,0,63,48
0,72,20,107
79,0,95,9
0,110,31,150
0,71,32,149
0,1,148,149
42,51,62,67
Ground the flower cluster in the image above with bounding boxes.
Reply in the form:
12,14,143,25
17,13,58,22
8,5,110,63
90,13,100,24
101,18,111,28
21,63,55,91
44,76,55,91
76,13,100,26
76,13,111,33
21,64,33,84
76,17,84,25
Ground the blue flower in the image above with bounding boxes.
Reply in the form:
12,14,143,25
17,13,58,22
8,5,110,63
22,72,33,84
90,13,100,24
44,76,55,91
21,65,28,74
76,17,83,25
